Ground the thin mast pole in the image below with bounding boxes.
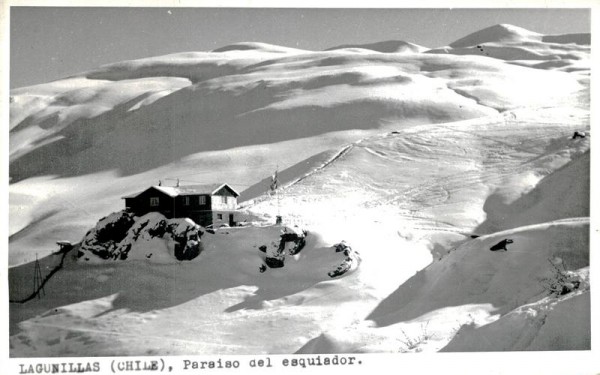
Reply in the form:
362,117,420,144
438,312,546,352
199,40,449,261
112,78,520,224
276,165,280,217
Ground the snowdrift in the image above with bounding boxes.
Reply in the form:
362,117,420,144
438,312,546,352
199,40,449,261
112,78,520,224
298,219,589,353
9,225,363,356
477,150,590,234
441,289,590,351
368,219,589,326
325,40,427,53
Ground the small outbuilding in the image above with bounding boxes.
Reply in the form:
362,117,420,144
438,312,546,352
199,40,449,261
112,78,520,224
122,183,240,227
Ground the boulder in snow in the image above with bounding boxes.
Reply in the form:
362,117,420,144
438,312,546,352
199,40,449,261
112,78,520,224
490,238,513,252
328,241,361,278
263,226,308,269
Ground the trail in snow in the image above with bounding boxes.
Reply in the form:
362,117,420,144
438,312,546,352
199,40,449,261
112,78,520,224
283,144,354,190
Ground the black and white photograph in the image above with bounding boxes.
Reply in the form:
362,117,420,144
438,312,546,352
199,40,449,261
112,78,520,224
2,2,598,374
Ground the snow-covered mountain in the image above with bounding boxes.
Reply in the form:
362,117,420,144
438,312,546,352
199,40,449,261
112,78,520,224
8,24,590,356
430,24,590,69
326,40,428,53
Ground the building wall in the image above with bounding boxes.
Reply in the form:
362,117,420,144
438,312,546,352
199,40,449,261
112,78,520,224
127,188,175,218
210,187,238,211
174,194,210,215
212,210,237,227
124,198,136,211
125,186,238,227
187,211,214,227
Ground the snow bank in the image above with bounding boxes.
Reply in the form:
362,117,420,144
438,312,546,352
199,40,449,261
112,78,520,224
442,289,590,351
478,150,590,233
295,220,589,354
10,224,371,356
368,220,589,326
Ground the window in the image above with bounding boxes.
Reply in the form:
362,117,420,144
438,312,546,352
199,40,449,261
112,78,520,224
217,214,223,220
183,196,190,206
199,196,206,205
150,197,159,206
221,196,227,204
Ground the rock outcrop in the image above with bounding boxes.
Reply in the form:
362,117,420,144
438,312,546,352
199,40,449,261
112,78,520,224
328,241,361,278
262,226,308,269
79,211,204,261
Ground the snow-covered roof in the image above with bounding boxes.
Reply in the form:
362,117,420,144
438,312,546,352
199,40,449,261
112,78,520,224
122,183,239,199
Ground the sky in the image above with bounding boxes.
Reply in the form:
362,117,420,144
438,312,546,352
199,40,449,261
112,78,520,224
9,7,591,88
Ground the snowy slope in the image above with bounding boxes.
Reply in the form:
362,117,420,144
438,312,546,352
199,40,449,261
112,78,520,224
8,24,590,356
298,219,589,353
247,108,589,258
13,51,577,181
326,40,428,53
477,149,590,234
9,24,589,263
246,108,589,353
10,27,587,185
428,24,590,73
9,225,366,356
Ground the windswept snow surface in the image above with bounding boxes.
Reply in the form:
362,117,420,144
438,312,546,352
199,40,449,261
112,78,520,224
429,24,590,73
326,40,428,53
9,226,368,356
8,24,590,356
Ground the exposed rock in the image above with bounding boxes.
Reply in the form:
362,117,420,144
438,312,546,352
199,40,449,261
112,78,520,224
264,226,308,269
490,238,513,252
280,227,308,255
334,241,350,253
95,211,135,244
80,211,204,261
80,211,135,259
265,256,285,269
328,241,361,278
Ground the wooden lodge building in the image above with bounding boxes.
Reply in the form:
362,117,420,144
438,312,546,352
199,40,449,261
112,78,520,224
122,183,240,227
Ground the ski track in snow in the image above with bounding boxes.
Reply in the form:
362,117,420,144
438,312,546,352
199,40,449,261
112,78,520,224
282,144,354,191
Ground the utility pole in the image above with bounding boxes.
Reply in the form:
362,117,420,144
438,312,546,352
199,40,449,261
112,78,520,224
270,168,282,224
33,254,45,299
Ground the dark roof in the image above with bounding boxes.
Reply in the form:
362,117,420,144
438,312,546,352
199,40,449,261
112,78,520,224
122,183,240,199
